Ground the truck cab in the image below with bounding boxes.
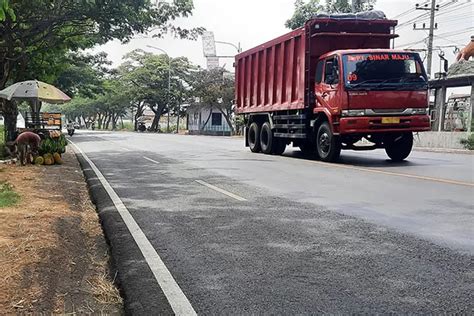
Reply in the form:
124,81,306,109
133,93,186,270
313,49,431,161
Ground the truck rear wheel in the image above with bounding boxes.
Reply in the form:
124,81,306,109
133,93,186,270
248,122,261,153
385,132,413,161
260,122,274,154
316,122,341,162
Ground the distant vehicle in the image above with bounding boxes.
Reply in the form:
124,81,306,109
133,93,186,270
235,12,430,162
138,122,147,132
66,120,75,136
73,122,80,129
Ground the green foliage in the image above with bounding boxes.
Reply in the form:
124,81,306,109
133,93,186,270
54,51,111,98
0,0,15,22
285,0,323,30
460,133,474,150
0,181,20,207
1,0,203,87
117,49,196,131
285,0,376,30
325,0,351,13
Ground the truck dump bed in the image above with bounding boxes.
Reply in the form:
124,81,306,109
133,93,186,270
235,14,397,114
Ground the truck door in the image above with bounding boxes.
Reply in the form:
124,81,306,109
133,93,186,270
315,56,341,116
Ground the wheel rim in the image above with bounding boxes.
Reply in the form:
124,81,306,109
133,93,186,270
319,132,330,155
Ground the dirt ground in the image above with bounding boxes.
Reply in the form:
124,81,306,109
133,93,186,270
0,149,123,313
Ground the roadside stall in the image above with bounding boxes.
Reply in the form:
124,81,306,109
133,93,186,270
0,80,71,165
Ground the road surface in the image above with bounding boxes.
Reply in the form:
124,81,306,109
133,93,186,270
71,131,473,314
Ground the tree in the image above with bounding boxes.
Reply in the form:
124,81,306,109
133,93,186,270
285,0,376,30
189,68,235,134
118,49,195,132
0,0,203,140
285,0,323,30
55,52,111,98
325,0,351,13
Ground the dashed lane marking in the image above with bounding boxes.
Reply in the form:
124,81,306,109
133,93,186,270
144,156,160,164
69,140,197,316
195,179,248,201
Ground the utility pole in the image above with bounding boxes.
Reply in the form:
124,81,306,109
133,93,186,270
414,0,439,77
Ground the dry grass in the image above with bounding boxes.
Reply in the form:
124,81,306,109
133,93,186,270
0,152,122,313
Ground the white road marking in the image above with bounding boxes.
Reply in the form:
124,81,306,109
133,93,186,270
143,156,160,164
195,180,248,201
69,140,196,316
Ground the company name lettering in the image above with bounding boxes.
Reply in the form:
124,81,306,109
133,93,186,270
347,54,412,62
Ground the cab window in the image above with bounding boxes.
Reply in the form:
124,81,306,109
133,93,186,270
324,57,339,85
315,60,324,84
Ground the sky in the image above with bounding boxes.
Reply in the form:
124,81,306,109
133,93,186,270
93,0,473,94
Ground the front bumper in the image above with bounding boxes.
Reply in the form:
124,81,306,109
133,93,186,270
338,115,431,134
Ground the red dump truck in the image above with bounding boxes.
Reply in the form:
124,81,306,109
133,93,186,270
235,12,431,162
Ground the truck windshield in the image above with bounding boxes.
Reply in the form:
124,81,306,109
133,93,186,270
342,53,427,90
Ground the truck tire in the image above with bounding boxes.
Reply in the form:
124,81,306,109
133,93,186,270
248,122,261,153
272,138,286,155
316,122,341,162
385,132,413,161
260,122,274,154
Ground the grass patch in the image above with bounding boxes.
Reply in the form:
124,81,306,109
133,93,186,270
460,133,474,150
0,125,7,159
0,181,20,207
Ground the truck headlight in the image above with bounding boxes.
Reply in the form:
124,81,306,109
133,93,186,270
341,109,366,117
411,108,428,115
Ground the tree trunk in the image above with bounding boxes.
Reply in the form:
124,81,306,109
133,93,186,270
104,113,111,130
97,113,103,129
2,100,18,142
219,108,235,135
200,106,213,131
150,104,166,132
111,113,117,130
134,101,145,131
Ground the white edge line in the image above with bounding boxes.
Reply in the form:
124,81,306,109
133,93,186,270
144,156,160,164
69,140,196,316
195,180,248,202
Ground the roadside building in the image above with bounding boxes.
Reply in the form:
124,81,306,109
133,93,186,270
186,105,232,136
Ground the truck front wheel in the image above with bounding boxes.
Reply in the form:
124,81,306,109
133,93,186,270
384,132,413,161
248,122,261,153
316,122,341,162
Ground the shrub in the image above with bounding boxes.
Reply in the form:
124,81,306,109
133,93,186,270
460,133,474,150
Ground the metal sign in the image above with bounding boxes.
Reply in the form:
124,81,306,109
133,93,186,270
206,56,219,70
202,31,217,57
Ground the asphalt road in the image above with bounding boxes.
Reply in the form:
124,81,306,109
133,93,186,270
71,130,473,314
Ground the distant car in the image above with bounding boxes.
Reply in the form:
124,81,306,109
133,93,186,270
73,122,80,129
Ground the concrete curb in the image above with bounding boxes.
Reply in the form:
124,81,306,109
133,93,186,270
413,147,473,155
